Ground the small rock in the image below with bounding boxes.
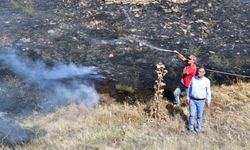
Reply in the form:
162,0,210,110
209,51,216,54
135,14,140,17
194,8,205,12
195,19,208,25
170,0,192,4
130,28,137,32
22,47,30,51
108,53,114,58
20,38,31,43
172,8,180,12
208,2,212,7
163,8,172,13
49,22,56,25
59,23,73,30
139,42,144,47
181,28,188,35
47,29,55,34
132,8,141,12
190,32,195,36
160,35,169,39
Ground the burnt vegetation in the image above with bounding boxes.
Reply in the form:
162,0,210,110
0,0,249,149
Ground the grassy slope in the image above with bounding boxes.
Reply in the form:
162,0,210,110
3,81,250,150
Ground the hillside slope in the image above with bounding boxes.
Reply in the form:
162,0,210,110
1,81,249,150
0,0,249,88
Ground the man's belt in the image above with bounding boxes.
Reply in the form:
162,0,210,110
190,96,205,100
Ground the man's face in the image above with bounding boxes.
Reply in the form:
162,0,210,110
187,59,194,64
187,55,195,64
198,68,205,78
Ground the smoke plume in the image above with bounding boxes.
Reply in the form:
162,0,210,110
0,48,101,110
0,48,102,145
0,117,34,146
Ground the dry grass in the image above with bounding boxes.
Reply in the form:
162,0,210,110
1,82,250,150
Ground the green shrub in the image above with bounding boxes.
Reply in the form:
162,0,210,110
28,124,46,137
5,74,20,87
115,84,135,94
189,44,201,56
209,54,229,68
11,0,33,16
206,20,215,30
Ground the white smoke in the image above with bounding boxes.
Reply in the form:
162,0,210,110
0,117,34,146
0,48,101,110
0,48,102,146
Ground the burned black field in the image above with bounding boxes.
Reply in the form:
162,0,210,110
0,0,249,149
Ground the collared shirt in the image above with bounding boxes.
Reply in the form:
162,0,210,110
187,76,212,103
180,63,196,87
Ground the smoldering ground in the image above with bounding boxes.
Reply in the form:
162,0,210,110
0,48,103,145
0,117,34,146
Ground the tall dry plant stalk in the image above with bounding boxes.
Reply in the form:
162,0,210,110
148,63,168,122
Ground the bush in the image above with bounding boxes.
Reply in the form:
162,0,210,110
115,84,135,95
11,0,33,16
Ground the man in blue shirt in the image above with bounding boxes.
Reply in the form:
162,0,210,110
186,67,211,133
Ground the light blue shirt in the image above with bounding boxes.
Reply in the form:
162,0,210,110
187,76,211,103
